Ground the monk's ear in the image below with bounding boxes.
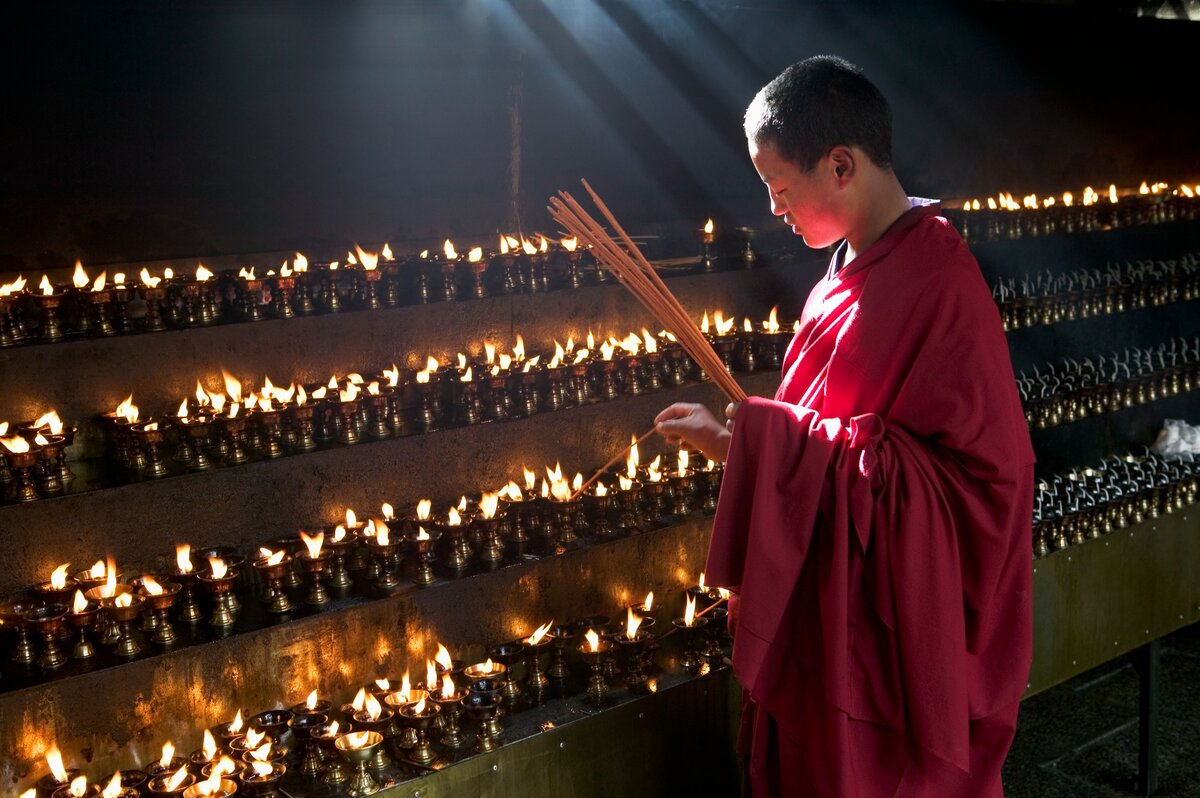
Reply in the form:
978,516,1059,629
828,146,854,185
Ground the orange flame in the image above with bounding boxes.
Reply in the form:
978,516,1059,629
208,557,228,580
364,692,382,721
435,643,453,670
684,594,697,626
643,591,654,611
101,772,123,798
527,620,553,645
142,575,165,596
47,745,68,782
176,544,193,574
72,589,88,614
244,728,265,749
229,709,244,733
202,729,218,760
300,530,324,559
703,218,714,235
50,563,70,590
250,741,272,762
585,629,600,652
441,672,456,699
626,607,643,640
426,659,438,690
251,761,274,778
444,240,458,260
160,741,175,768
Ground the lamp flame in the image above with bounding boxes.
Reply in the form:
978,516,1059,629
250,741,272,762
101,772,123,798
704,218,714,235
626,607,643,640
441,672,456,699
444,240,458,260
47,745,68,782
160,741,175,768
306,689,319,710
230,709,244,733
73,262,89,289
527,620,553,645
684,594,697,626
203,729,218,760
72,589,88,614
643,591,654,611
434,643,453,671
165,766,189,791
176,544,193,574
142,575,165,596
364,692,382,721
251,761,274,778
2,435,31,453
585,629,600,652
50,563,70,590
300,530,324,559
208,557,228,580
244,728,265,749
425,659,438,691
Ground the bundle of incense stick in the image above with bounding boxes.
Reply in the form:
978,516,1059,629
548,180,748,404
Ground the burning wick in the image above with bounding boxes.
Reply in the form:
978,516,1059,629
585,628,601,653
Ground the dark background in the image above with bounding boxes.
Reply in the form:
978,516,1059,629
1,0,1197,272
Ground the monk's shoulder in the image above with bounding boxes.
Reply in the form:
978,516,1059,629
868,215,986,303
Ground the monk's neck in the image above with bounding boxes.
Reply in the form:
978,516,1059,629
842,177,913,264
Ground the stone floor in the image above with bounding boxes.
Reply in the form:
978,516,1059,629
1003,623,1200,797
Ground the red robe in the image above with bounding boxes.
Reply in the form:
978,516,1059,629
707,204,1035,797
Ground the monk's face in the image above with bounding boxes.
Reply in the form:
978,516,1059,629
748,138,847,249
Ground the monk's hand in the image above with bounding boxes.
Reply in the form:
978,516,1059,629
725,401,741,434
654,402,731,462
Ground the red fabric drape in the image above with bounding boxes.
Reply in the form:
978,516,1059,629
706,207,1035,796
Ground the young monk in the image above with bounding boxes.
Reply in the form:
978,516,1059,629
655,55,1035,796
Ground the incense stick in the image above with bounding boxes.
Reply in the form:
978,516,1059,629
695,597,729,619
568,426,657,501
547,181,748,404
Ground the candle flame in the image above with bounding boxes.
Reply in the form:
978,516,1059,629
376,520,390,546
213,756,237,779
585,628,600,652
647,454,663,482
521,237,537,255
352,687,367,711
114,592,133,607
766,306,780,333
700,311,709,334
203,729,217,760
251,761,274,778
400,671,412,701
245,728,265,749
426,659,438,690
47,745,68,782
326,720,340,736
71,262,89,289
626,607,643,640
68,776,88,797
265,549,285,567
484,658,495,673
139,268,160,288
221,370,242,404
561,235,578,252
250,741,272,762
300,530,324,559
73,589,88,614
164,766,189,791
196,265,214,282
1109,184,1118,203
208,557,228,580
376,678,390,691
38,274,54,295
142,575,165,596
356,245,378,271
595,481,609,497
619,475,633,491
678,448,689,477
527,620,553,645
92,272,107,292
436,642,453,670
230,709,244,733
364,692,382,721
416,499,432,520
444,239,458,260
698,572,706,591
176,544,193,574
643,591,654,611
414,695,427,713
305,689,319,710
468,246,483,263
101,772,122,798
441,672,456,699
684,594,697,626
513,334,526,361
479,491,499,519
160,741,175,768
382,243,394,261
2,435,31,453
704,218,714,234
447,507,461,526
50,562,71,590
345,731,372,749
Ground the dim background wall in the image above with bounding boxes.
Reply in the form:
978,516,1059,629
1,0,1197,272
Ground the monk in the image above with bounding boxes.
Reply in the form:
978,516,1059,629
655,56,1035,796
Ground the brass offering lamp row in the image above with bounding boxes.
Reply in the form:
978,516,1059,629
1032,449,1199,557
946,181,1200,244
992,253,1200,331
0,442,724,675
88,310,793,482
0,214,764,349
0,411,78,503
1016,338,1200,430
21,580,732,797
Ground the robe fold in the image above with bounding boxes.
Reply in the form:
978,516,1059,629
706,204,1035,797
